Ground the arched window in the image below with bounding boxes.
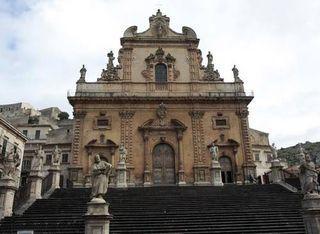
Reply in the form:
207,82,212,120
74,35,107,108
155,63,167,83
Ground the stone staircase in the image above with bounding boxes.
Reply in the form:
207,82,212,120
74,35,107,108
0,184,305,233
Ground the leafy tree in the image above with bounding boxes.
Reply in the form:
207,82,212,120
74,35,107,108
278,141,320,166
58,112,69,120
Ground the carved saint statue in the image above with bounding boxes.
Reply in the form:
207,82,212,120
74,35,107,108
207,52,213,66
209,142,219,162
232,65,239,78
299,145,319,195
91,154,113,199
32,145,45,171
271,143,278,160
119,144,127,163
52,145,62,166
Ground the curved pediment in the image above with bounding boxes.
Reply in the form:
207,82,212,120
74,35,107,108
121,10,198,44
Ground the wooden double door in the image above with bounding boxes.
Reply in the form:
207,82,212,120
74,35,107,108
152,143,175,185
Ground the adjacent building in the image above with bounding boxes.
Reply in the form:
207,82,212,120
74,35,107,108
0,115,28,184
249,128,288,184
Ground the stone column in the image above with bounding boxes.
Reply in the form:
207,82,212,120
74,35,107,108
0,177,18,219
116,161,127,188
302,194,320,234
143,131,151,186
28,170,44,199
270,159,283,183
48,165,61,189
85,198,112,234
210,160,223,186
177,130,186,185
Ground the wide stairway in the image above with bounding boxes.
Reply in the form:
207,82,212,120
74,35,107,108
0,184,305,233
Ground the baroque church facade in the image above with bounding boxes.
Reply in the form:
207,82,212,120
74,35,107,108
67,10,256,187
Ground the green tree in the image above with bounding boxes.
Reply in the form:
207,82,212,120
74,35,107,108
58,112,69,120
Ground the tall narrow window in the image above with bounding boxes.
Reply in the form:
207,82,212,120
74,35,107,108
155,63,167,83
1,139,8,157
22,130,28,137
35,130,41,140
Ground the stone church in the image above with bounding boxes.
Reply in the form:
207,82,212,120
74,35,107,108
67,10,256,187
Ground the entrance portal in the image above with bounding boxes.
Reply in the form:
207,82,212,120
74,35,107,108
219,156,233,183
152,143,175,185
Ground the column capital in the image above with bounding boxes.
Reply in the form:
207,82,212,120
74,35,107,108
236,109,249,118
188,110,205,119
73,110,87,119
119,110,135,119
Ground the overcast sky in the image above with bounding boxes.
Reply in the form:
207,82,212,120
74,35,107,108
1,0,319,148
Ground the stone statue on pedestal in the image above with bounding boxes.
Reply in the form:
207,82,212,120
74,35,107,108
271,143,279,160
31,145,45,171
1,148,20,179
209,142,219,162
119,144,127,163
52,145,61,166
91,155,113,200
299,145,319,196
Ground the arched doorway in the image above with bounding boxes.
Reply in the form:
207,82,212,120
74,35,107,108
219,156,233,183
152,143,175,185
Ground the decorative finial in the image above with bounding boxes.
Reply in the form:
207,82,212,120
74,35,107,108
156,9,162,16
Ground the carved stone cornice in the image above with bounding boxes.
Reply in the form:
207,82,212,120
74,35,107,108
119,110,135,119
188,110,205,119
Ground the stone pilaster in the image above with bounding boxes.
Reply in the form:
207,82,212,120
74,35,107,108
142,131,151,186
71,110,86,165
121,48,133,81
28,170,44,200
236,108,256,183
177,130,186,185
0,177,18,219
302,194,320,234
189,110,209,185
119,110,135,186
85,198,112,234
188,48,201,81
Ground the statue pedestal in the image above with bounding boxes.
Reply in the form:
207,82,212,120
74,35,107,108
302,193,320,234
270,159,283,183
178,170,186,186
85,198,112,234
210,161,223,186
143,170,152,187
29,170,44,199
0,177,18,219
48,165,61,189
116,162,127,188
